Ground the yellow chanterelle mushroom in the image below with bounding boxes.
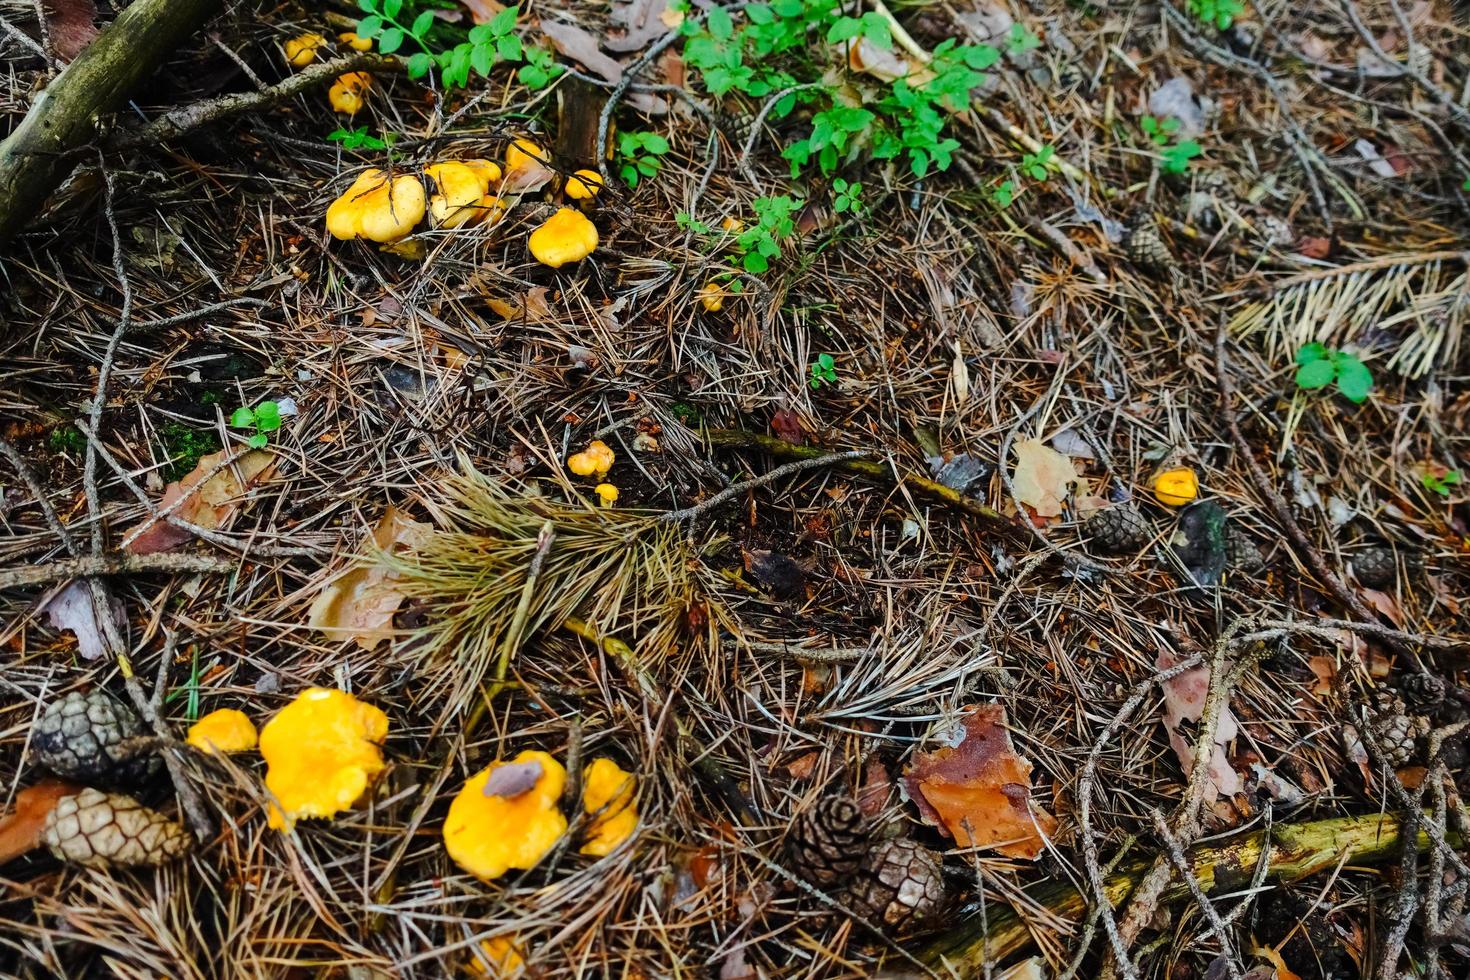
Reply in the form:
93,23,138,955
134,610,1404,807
329,71,373,115
186,709,257,755
1152,467,1200,507
529,208,598,268
260,688,389,830
283,33,325,68
579,757,638,857
443,750,567,881
567,440,614,478
326,169,426,243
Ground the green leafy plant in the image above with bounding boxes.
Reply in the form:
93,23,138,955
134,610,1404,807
1020,145,1055,181
1462,176,1470,192
1006,22,1040,56
1140,115,1179,146
808,353,838,389
1140,115,1202,173
1421,469,1463,497
731,194,802,273
230,401,283,449
48,424,85,454
990,179,1018,209
1187,0,1245,30
518,45,564,89
831,177,864,214
328,126,397,151
1294,343,1374,404
1161,139,1203,174
159,422,220,481
355,0,524,88
617,131,671,187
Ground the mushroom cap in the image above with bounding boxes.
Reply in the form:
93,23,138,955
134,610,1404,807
187,708,258,755
328,71,373,115
564,169,604,201
326,169,427,243
1152,467,1200,507
579,757,637,857
338,31,373,52
260,688,389,830
470,936,525,975
504,139,547,176
284,33,325,68
529,208,598,268
697,281,725,312
426,162,494,229
443,750,567,881
463,158,503,186
566,439,615,477
594,483,619,506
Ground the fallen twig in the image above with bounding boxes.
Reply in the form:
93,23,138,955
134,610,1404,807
0,552,239,591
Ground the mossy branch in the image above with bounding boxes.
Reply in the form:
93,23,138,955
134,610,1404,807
917,811,1455,975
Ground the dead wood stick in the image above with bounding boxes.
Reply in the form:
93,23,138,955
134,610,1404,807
0,0,224,242
0,552,238,591
916,811,1455,976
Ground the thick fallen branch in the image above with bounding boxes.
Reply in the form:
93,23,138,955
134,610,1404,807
0,0,223,241
0,552,238,591
917,811,1453,976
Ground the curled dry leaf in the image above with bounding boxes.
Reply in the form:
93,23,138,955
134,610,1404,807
901,703,1058,859
1011,438,1079,518
125,448,277,555
541,19,623,83
847,37,917,83
607,0,671,52
1307,655,1337,696
42,580,124,661
1158,650,1242,798
0,779,81,864
770,408,806,445
456,0,505,24
308,507,433,650
481,760,545,799
487,286,553,321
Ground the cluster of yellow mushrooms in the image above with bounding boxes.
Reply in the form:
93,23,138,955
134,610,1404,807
283,31,375,115
187,688,638,878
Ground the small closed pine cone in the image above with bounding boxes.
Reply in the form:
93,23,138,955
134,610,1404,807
1085,504,1151,554
42,788,192,869
844,837,947,934
1368,689,1430,768
1123,217,1171,270
1399,672,1447,713
1352,546,1398,590
787,795,871,889
1225,525,1265,574
32,690,160,787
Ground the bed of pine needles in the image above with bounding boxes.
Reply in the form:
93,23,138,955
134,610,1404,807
3,0,1470,977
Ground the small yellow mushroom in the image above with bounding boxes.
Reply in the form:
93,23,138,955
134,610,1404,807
463,158,503,187
426,161,491,229
567,440,615,478
326,169,426,243
579,757,638,857
469,936,525,976
721,215,745,233
697,281,725,312
186,709,257,755
1152,467,1200,507
529,208,598,268
328,71,373,115
565,169,604,201
284,32,326,68
595,483,619,508
504,138,547,177
337,31,373,52
443,750,567,881
260,688,389,830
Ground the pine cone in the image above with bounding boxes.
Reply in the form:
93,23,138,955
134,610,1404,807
1352,546,1397,590
1399,672,1447,713
1085,504,1151,554
844,838,947,934
787,795,871,889
1368,689,1430,768
1123,217,1171,270
32,690,160,787
1225,525,1265,574
42,788,192,869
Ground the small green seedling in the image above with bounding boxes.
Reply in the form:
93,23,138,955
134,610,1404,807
1294,343,1373,404
832,177,864,214
356,0,523,88
808,354,838,390
1021,145,1055,181
618,131,670,188
518,46,564,89
1140,115,1179,146
1188,0,1245,30
1161,140,1203,174
990,179,1018,209
733,194,802,273
1006,23,1040,56
1462,176,1470,192
230,401,283,449
328,127,396,151
1422,469,1462,497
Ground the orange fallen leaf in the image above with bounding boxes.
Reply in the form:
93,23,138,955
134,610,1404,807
307,507,433,650
784,750,820,781
0,779,80,864
1306,655,1336,696
125,448,276,554
902,704,1058,859
1158,650,1242,798
1011,439,1079,519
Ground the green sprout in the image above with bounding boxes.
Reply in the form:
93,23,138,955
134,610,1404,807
832,177,864,214
617,131,671,188
808,353,838,390
1422,469,1462,497
230,401,283,449
1294,343,1373,404
1021,145,1055,181
1187,0,1245,30
328,126,396,151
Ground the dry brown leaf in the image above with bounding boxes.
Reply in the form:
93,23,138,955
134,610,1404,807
1306,655,1337,696
125,448,276,554
456,0,505,24
856,758,892,816
607,0,671,52
42,580,123,661
1360,587,1405,626
784,751,820,781
1011,439,1079,518
307,507,433,650
540,19,622,83
902,704,1058,859
44,0,97,61
0,779,80,863
1158,650,1241,798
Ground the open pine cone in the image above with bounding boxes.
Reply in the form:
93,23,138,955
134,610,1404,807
844,837,947,934
42,788,192,869
786,795,871,889
32,690,160,787
1123,216,1171,270
1367,689,1430,768
1085,504,1151,554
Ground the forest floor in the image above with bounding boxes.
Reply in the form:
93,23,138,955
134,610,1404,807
2,0,1470,977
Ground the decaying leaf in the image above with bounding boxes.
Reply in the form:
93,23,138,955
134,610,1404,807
125,448,277,555
607,0,671,52
902,703,1058,859
43,0,97,61
848,37,918,83
770,408,806,446
456,0,505,24
307,507,434,650
1307,655,1336,696
42,580,123,661
743,549,807,600
1011,438,1079,518
1158,650,1241,798
0,779,80,863
482,760,545,799
541,19,622,83
487,287,553,321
